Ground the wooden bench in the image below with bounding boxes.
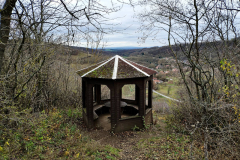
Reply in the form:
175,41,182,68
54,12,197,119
93,104,104,120
127,104,139,110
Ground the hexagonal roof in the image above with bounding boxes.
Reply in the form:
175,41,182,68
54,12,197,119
76,55,157,79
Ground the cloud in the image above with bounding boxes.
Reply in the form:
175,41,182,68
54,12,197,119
96,3,168,47
66,0,168,48
1,0,168,48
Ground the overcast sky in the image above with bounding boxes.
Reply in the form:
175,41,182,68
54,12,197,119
0,0,167,48
63,1,168,48
2,0,240,48
99,1,171,48
100,4,166,48
74,2,167,48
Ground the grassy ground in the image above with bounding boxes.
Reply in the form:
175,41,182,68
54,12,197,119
155,79,181,100
0,107,121,159
122,85,135,100
0,106,205,159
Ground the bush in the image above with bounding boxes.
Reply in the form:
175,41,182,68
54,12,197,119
166,88,240,159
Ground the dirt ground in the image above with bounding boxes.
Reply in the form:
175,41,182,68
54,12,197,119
87,112,168,160
79,101,196,160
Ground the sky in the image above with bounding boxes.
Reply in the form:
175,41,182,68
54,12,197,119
71,1,167,48
0,0,167,48
2,0,240,48
99,3,167,48
66,0,240,48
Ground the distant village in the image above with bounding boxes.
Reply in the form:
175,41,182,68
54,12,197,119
153,57,189,85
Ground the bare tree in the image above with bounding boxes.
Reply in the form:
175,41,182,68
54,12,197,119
0,0,121,73
138,0,240,158
0,0,121,111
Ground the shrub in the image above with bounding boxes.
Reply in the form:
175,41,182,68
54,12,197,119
166,88,240,159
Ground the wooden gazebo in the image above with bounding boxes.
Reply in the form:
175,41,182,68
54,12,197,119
77,55,157,132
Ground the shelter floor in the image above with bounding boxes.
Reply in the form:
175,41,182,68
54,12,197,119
94,113,133,131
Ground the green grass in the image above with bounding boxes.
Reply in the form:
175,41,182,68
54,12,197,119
0,107,120,159
156,83,180,99
122,84,135,100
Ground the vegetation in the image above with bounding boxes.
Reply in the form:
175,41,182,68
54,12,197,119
1,0,240,159
139,0,240,158
0,106,206,159
0,106,121,159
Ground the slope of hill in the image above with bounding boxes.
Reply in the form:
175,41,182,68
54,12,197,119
101,46,177,68
104,46,147,50
65,45,176,68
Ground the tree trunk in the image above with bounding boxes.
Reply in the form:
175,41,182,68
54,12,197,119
0,0,17,73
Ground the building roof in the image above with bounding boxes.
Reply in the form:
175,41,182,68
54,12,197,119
76,55,157,79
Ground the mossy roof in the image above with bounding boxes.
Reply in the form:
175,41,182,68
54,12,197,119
76,55,157,79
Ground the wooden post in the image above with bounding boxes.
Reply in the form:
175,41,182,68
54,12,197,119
148,77,153,108
86,81,94,128
135,84,139,105
95,84,101,104
110,81,120,131
120,87,122,101
82,80,86,108
138,79,146,116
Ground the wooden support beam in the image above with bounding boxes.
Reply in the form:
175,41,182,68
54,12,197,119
148,76,153,108
82,80,86,108
138,79,146,116
110,81,120,131
86,81,94,128
95,84,101,104
135,84,139,105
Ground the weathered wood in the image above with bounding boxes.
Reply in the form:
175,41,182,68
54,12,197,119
93,111,98,120
138,79,146,116
114,116,143,133
85,81,94,128
110,81,120,130
145,108,153,125
127,104,139,110
148,77,153,108
82,80,86,108
93,104,104,111
81,68,154,132
95,84,101,104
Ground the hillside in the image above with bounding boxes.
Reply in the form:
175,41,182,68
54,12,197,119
67,45,178,68
67,38,240,69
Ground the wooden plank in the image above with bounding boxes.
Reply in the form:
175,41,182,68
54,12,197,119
128,104,139,110
93,111,98,120
93,104,104,111
93,104,104,120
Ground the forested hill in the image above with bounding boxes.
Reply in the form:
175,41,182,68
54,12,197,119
66,45,177,68
68,45,177,58
100,46,177,58
67,39,239,68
